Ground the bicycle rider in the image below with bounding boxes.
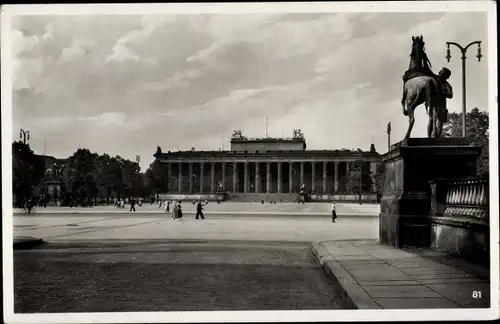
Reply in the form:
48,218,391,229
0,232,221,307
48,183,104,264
25,198,34,214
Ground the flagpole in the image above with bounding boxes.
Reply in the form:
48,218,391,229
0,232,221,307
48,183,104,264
265,117,268,138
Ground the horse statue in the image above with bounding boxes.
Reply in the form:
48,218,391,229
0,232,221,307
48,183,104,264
401,36,453,139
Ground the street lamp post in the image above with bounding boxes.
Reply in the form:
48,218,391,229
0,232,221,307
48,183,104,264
135,155,140,198
445,41,483,138
386,122,391,151
20,129,30,145
358,159,363,205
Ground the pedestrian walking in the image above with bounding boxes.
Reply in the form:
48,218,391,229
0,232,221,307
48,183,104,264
165,199,170,213
331,200,337,223
177,201,183,220
129,197,136,212
159,199,163,208
196,201,205,219
172,200,177,219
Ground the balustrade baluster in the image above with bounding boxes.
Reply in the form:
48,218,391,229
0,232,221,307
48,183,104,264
472,182,479,205
477,183,484,207
480,181,488,207
459,183,466,205
445,184,452,205
450,184,457,204
452,182,460,205
470,181,476,206
474,182,481,217
465,181,472,205
453,183,459,205
462,182,468,205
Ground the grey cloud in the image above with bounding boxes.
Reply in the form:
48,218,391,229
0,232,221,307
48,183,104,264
9,12,490,166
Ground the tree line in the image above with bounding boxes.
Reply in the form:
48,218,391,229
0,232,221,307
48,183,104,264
12,144,156,207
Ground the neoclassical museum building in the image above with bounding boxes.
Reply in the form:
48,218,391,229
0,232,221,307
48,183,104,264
154,131,382,202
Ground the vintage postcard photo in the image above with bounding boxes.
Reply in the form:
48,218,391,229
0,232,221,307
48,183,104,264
1,2,498,323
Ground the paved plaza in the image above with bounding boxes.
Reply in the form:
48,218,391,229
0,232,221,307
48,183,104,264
12,203,375,312
11,202,492,311
13,202,380,216
13,205,379,243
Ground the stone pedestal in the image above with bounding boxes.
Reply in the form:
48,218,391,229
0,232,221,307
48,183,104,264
379,138,481,248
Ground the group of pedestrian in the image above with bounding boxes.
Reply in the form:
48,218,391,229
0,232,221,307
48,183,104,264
159,200,184,220
157,199,207,220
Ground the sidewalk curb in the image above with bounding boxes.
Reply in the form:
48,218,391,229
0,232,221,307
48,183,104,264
13,237,44,250
310,242,381,310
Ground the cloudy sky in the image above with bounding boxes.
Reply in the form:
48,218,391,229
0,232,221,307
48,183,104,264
8,10,490,169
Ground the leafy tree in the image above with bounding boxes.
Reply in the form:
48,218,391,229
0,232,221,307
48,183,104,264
66,148,100,204
346,161,374,201
143,160,168,195
122,158,142,197
443,107,489,178
12,141,45,207
374,163,386,202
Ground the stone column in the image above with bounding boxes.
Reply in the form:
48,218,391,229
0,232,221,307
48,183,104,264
178,162,182,194
200,162,204,193
334,161,339,193
189,162,193,193
289,162,293,193
167,163,172,193
323,162,327,194
244,162,249,193
233,162,238,193
277,162,282,193
370,162,377,192
255,162,260,193
266,162,271,193
300,162,304,186
221,162,226,191
345,162,350,192
311,162,316,193
210,162,215,193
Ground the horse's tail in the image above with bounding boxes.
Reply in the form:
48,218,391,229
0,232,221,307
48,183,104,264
401,85,408,116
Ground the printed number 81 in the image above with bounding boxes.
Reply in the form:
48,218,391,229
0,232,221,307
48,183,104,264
472,291,482,299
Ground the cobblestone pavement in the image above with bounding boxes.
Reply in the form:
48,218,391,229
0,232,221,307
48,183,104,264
13,213,379,242
14,240,340,312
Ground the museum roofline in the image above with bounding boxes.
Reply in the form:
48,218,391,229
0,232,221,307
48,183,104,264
230,137,305,143
154,149,380,158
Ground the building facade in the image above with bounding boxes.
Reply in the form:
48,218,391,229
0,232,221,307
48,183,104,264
154,135,381,201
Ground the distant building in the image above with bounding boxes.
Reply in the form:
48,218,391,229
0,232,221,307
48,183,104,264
153,134,381,202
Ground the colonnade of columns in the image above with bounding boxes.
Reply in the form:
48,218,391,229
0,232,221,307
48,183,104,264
165,160,377,194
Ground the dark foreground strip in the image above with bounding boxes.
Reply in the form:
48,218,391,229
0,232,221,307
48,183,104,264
13,238,45,250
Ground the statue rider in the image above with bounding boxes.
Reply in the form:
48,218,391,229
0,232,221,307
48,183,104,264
435,67,453,122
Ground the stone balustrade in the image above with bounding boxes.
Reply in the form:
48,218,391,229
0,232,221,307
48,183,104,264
444,178,489,220
430,178,489,220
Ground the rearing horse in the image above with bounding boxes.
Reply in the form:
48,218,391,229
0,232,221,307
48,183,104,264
401,36,445,139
